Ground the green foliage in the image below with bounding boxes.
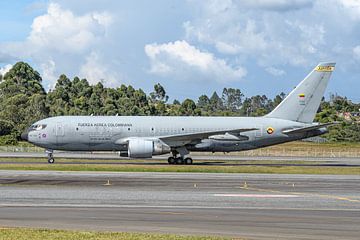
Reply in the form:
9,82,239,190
0,134,18,145
0,119,13,135
2,62,45,96
315,97,360,142
150,83,168,103
0,62,48,138
222,88,244,111
181,99,197,115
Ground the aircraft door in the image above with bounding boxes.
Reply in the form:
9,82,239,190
56,123,65,136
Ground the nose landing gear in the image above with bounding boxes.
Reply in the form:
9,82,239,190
46,150,55,164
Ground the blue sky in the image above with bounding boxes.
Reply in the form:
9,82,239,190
0,0,359,102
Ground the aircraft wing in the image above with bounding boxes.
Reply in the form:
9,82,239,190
159,128,257,147
282,122,338,135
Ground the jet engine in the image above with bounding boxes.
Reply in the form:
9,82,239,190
126,139,171,158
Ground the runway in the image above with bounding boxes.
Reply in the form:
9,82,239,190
1,151,360,166
0,171,359,239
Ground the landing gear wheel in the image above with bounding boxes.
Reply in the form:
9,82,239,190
176,157,184,165
168,157,175,164
46,150,54,164
184,157,193,165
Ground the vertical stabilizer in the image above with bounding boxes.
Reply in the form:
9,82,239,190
265,62,335,123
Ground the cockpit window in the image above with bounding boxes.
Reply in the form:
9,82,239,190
29,124,47,131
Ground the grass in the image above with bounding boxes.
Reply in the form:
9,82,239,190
0,228,230,240
0,161,359,175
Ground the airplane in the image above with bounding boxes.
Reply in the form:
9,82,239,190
21,62,336,164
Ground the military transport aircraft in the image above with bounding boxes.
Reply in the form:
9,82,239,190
22,62,336,164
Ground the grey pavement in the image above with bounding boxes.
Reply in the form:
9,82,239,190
0,171,359,239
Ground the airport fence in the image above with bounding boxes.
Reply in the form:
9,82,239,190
0,146,44,153
214,148,360,158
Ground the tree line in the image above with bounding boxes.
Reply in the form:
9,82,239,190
0,62,359,144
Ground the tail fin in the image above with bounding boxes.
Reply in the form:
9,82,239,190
265,62,335,123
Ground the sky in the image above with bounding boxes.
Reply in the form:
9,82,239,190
0,0,360,102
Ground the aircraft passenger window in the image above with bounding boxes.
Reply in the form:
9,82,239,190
76,128,79,131
128,128,130,131
182,128,184,131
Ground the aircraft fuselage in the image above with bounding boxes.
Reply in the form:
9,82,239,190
26,115,325,153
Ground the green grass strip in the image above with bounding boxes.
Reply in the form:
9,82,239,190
0,163,359,175
0,228,230,240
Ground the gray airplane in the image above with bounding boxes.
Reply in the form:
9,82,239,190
22,62,336,164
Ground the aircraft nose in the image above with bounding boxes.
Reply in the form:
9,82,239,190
21,131,29,141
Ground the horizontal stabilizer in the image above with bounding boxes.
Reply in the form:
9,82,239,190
282,122,338,135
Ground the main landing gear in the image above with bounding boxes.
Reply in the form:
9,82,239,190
167,148,193,165
46,150,55,164
167,156,193,165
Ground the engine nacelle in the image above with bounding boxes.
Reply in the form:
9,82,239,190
127,139,170,158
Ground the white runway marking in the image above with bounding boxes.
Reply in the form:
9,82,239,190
214,193,299,198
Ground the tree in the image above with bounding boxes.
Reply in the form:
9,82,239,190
47,75,73,115
0,62,48,138
239,98,252,116
273,92,286,108
181,99,197,115
150,83,168,103
221,88,244,111
173,99,180,105
197,95,210,108
1,62,45,96
209,91,223,111
0,119,13,136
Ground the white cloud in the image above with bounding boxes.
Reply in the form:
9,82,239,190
0,2,114,88
145,40,246,83
40,60,57,89
183,0,360,73
353,45,360,60
79,51,119,86
186,19,268,56
265,66,286,76
0,64,12,78
338,0,360,19
1,0,360,99
28,3,112,53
